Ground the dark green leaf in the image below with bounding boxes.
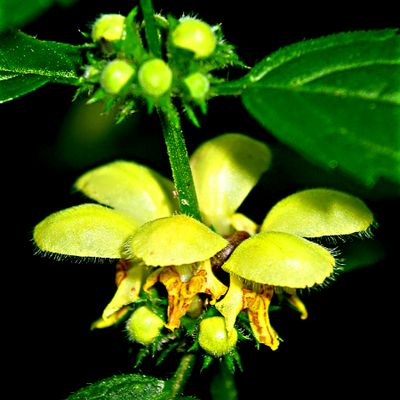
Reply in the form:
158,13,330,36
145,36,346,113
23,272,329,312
242,29,400,187
66,374,166,400
0,30,82,103
66,373,199,400
0,0,76,32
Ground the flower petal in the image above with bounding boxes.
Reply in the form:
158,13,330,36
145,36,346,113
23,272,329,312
103,261,146,318
243,285,280,350
215,274,244,333
33,204,137,258
190,133,272,235
261,188,374,237
285,291,308,320
143,262,227,331
229,213,258,235
91,307,130,330
75,160,176,226
201,260,228,305
222,231,335,288
127,215,229,266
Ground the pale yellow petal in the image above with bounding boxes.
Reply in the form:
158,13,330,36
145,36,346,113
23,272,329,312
261,188,374,237
33,204,137,258
91,307,130,329
200,260,227,304
215,274,244,333
127,215,229,266
103,262,146,318
222,232,335,288
75,160,176,225
190,133,272,235
229,213,258,235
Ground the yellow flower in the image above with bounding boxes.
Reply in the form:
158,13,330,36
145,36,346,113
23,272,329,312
33,133,374,347
33,133,271,328
189,133,372,350
215,188,374,350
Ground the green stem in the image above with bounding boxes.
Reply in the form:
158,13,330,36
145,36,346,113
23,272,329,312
158,101,201,220
164,353,196,399
209,77,249,97
140,0,162,58
210,361,238,400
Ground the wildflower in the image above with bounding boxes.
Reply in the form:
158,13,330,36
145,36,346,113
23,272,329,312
33,133,270,330
33,133,374,351
215,188,374,350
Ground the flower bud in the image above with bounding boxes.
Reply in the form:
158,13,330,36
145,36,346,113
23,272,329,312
198,316,238,357
184,72,210,100
172,19,216,58
100,59,135,95
91,14,125,43
126,306,164,345
138,59,173,97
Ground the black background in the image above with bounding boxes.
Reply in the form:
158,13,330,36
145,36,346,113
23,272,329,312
3,1,399,399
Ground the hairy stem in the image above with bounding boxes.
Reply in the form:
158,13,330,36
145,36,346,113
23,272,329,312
158,100,201,220
164,353,196,399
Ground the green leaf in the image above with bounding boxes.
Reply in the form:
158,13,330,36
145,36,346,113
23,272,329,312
1,0,50,32
66,374,166,400
0,30,82,103
66,373,199,400
242,29,400,187
0,0,77,32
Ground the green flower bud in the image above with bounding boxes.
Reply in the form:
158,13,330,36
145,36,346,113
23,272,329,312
91,14,125,42
83,65,100,80
172,19,216,58
126,306,164,345
138,59,173,97
198,316,238,357
184,72,210,100
100,59,135,95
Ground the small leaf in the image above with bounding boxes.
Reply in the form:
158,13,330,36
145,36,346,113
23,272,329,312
34,204,137,258
242,29,400,186
128,215,229,266
190,133,272,235
0,30,82,103
261,188,374,237
66,373,165,400
222,231,335,288
75,160,176,226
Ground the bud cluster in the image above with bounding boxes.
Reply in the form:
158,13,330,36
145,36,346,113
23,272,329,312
79,10,243,123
